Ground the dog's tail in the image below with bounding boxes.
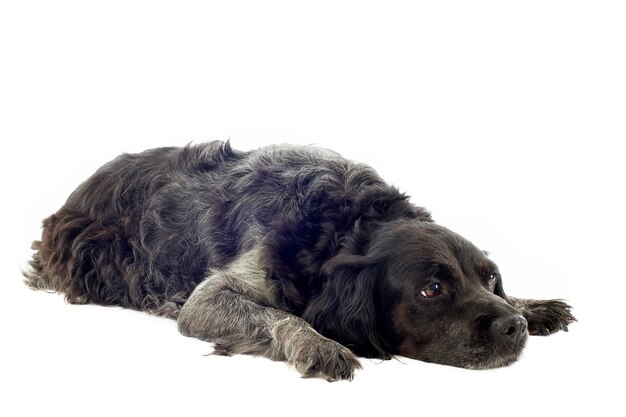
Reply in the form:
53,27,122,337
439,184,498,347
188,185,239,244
22,209,79,296
22,241,55,292
21,210,94,305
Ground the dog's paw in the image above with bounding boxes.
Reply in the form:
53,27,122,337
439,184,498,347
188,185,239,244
289,337,362,382
519,299,576,336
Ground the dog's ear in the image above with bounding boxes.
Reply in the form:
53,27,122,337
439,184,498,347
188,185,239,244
301,252,392,358
260,214,377,314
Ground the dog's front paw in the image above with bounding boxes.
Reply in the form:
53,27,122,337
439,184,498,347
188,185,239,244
517,299,576,336
288,336,361,382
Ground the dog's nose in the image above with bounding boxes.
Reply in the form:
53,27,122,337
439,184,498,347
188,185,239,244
492,314,528,347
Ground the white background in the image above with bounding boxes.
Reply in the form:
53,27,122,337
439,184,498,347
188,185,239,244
1,1,624,416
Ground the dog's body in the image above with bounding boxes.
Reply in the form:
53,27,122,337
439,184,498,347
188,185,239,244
25,141,575,380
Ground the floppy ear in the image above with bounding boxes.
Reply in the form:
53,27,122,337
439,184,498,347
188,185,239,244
301,252,392,358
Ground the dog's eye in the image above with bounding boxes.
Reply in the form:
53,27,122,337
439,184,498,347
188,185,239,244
488,273,499,288
421,282,443,298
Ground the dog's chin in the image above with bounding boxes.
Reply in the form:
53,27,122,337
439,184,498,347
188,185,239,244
411,342,526,370
416,349,524,370
464,337,528,370
464,352,522,370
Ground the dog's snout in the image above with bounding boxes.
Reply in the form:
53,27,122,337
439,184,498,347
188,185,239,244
492,314,527,347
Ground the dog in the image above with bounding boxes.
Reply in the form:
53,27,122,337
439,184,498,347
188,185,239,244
24,141,575,380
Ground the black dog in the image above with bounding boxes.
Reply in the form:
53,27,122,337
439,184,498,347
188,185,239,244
24,141,575,380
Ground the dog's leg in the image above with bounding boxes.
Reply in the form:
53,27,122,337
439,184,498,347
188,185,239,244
506,297,576,336
177,250,361,381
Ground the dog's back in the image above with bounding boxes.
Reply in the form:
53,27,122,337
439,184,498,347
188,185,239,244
23,141,381,317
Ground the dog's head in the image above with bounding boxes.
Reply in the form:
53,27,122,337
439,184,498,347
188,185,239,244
304,220,527,369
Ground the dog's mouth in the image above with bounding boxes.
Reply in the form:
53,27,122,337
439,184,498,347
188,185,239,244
466,352,523,370
465,331,528,370
400,331,528,370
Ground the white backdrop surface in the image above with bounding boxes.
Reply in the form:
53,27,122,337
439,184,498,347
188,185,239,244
1,1,624,416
